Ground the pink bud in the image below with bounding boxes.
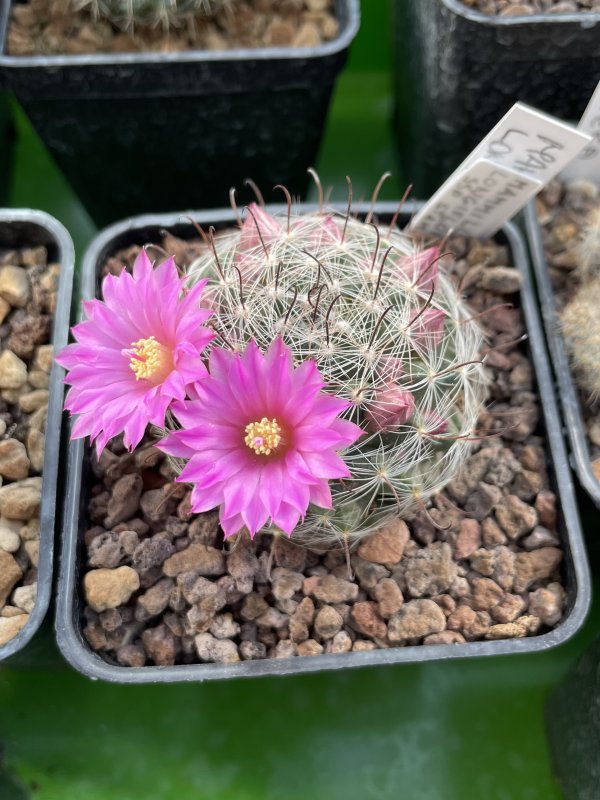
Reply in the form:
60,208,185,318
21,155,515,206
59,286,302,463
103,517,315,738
410,307,446,345
397,246,441,290
376,354,404,382
366,384,416,432
420,411,449,435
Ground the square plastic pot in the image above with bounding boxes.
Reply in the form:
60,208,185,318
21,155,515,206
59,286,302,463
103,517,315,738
0,0,359,227
393,0,600,196
524,202,600,509
0,209,74,664
55,200,591,683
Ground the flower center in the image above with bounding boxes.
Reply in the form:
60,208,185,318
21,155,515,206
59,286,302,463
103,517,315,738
128,336,172,383
244,417,281,456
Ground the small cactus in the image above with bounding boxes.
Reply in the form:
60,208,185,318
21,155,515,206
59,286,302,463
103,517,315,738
184,194,488,545
75,0,229,29
561,276,600,400
576,206,600,281
561,201,600,400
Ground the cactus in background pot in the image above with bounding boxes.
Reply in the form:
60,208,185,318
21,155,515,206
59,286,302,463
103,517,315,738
561,207,600,400
75,0,230,29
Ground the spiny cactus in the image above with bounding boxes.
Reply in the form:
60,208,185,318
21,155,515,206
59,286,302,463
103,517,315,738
561,276,600,400
561,201,600,399
576,206,600,280
75,0,229,29
184,198,488,545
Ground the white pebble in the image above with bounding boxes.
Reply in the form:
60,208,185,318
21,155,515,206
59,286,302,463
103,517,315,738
0,526,21,553
12,583,36,613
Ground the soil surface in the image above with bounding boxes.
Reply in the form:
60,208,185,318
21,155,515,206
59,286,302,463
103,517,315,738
7,0,338,56
77,226,567,668
536,178,600,475
461,0,600,14
0,244,58,647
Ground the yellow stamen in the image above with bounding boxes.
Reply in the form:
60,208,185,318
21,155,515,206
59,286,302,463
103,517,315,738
129,336,172,383
244,417,281,455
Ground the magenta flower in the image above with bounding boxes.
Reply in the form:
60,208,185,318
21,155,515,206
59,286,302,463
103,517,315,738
159,338,362,538
56,250,214,454
365,384,415,432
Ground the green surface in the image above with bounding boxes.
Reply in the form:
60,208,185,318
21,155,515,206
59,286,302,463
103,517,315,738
1,2,600,797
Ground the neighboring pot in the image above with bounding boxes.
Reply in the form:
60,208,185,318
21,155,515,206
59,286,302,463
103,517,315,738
393,0,600,196
0,209,74,664
0,92,14,206
524,202,600,508
546,635,600,800
0,0,359,228
55,201,591,684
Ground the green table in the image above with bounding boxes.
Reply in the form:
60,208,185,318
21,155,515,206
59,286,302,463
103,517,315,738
2,3,599,796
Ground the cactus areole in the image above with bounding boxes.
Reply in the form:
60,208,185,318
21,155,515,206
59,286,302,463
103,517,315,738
59,180,488,546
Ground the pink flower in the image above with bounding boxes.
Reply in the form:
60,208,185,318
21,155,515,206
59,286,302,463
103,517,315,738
159,338,362,538
365,384,415,432
56,251,214,454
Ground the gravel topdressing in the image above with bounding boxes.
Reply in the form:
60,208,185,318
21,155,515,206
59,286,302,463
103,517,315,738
72,228,569,669
0,243,59,647
460,1,600,15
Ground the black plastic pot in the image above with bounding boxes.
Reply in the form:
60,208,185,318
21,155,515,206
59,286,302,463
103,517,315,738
546,634,600,800
55,200,591,683
0,0,359,228
0,209,74,664
0,92,14,206
524,202,600,509
393,0,600,196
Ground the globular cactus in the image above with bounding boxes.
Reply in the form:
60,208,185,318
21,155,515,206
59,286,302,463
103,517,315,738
561,203,600,399
76,0,229,29
184,196,488,546
576,206,600,280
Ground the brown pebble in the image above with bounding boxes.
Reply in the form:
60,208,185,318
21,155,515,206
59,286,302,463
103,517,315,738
356,519,409,565
314,605,343,640
455,519,482,559
163,543,225,577
142,623,177,666
297,639,323,657
351,601,387,640
310,575,359,604
388,599,446,642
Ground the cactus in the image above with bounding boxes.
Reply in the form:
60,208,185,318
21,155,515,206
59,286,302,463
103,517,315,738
561,276,600,400
576,206,600,281
75,0,229,29
560,203,600,400
183,196,488,546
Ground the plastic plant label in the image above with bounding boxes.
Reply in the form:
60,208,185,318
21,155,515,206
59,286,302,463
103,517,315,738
411,102,591,237
410,159,542,238
561,81,600,182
